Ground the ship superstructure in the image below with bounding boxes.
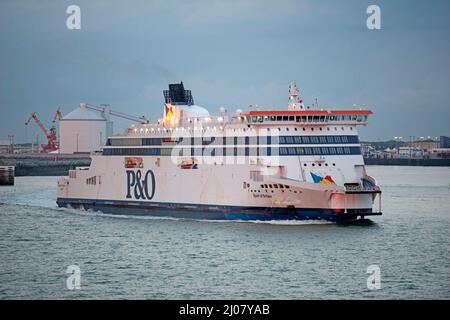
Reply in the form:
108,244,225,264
57,82,382,222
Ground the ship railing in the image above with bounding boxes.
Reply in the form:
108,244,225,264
252,119,369,126
126,117,238,132
344,177,381,194
344,186,381,194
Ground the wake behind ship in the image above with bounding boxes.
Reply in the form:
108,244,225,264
57,82,382,222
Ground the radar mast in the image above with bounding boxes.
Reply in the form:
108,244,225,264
288,81,304,110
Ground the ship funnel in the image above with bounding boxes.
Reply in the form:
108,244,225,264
163,81,194,106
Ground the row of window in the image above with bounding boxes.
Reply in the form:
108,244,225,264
278,135,358,144
103,148,161,156
107,135,359,147
86,176,98,185
249,114,368,123
103,146,361,156
260,183,290,189
279,146,360,156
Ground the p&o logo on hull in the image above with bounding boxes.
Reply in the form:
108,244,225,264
126,170,156,200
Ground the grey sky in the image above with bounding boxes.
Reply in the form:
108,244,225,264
1,0,449,142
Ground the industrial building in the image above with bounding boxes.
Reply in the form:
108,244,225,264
59,103,148,154
59,104,110,154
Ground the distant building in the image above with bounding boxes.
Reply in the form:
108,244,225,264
361,143,375,157
398,147,425,157
440,136,450,148
362,137,450,160
405,139,439,150
59,105,107,154
0,142,34,154
0,140,9,154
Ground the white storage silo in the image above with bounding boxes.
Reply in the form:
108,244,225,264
59,104,107,154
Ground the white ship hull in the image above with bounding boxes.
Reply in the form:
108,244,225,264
57,154,381,222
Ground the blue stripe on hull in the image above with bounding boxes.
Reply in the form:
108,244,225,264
56,198,379,223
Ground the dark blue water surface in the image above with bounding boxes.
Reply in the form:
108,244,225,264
0,166,449,299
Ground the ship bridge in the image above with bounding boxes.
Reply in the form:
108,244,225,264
243,109,372,126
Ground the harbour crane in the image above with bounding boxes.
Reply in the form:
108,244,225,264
53,106,63,124
82,103,149,124
25,106,62,153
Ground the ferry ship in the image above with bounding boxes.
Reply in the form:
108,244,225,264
57,82,382,222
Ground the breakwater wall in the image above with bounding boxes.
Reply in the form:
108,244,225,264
364,157,450,166
0,154,91,176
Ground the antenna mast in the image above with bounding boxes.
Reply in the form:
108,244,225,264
288,81,304,110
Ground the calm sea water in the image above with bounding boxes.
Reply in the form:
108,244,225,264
0,166,449,299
